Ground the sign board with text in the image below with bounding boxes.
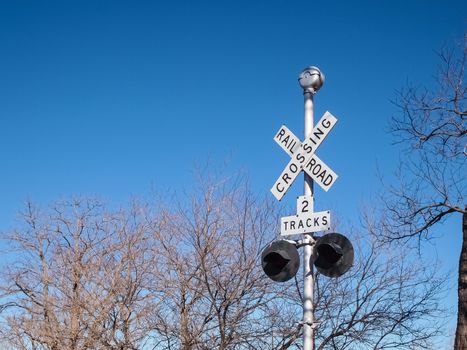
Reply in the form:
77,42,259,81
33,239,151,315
281,211,331,236
271,111,338,201
272,111,339,236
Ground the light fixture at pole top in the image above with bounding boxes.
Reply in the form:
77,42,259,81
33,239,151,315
298,66,325,93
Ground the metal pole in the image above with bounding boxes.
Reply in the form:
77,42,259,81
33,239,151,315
299,66,324,350
303,90,315,350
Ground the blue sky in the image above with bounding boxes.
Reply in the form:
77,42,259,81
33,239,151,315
0,0,465,343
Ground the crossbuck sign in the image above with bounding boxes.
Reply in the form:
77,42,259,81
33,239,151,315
271,111,338,236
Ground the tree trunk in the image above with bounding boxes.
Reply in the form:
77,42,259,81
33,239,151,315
455,210,467,349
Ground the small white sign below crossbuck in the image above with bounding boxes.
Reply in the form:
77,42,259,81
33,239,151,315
296,195,313,214
281,210,331,236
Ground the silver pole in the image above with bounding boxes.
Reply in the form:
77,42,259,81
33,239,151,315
303,90,315,350
299,66,325,350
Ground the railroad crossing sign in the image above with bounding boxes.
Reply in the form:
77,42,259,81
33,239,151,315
270,111,338,201
271,111,338,236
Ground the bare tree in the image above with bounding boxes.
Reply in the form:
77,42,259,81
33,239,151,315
0,179,448,349
144,179,446,350
0,198,154,350
381,35,466,348
144,179,297,350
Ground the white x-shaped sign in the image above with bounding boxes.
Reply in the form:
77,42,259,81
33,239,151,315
270,111,338,201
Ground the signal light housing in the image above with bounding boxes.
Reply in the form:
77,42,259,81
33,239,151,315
261,240,300,282
312,232,354,277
